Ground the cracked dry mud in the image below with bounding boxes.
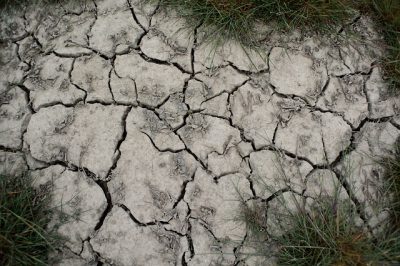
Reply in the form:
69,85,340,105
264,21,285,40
1,0,400,265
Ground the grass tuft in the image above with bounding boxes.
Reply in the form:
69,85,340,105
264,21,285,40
241,193,400,265
238,136,400,265
380,137,400,230
362,0,400,93
0,0,58,9
275,197,372,266
158,0,357,46
158,0,400,90
0,174,62,266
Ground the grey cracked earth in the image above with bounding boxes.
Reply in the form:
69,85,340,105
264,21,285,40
1,0,400,265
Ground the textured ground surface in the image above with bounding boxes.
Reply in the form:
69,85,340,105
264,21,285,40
1,0,400,265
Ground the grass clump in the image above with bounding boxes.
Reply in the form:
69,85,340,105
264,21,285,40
239,137,400,265
0,0,65,9
275,198,372,265
241,193,400,265
158,0,357,45
362,0,400,92
380,137,400,229
1,0,41,10
159,0,400,90
0,174,61,265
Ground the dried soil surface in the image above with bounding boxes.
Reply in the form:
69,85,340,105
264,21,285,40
1,0,400,265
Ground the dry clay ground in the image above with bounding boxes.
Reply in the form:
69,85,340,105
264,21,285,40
1,0,400,265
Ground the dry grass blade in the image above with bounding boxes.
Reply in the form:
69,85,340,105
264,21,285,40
0,174,62,266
